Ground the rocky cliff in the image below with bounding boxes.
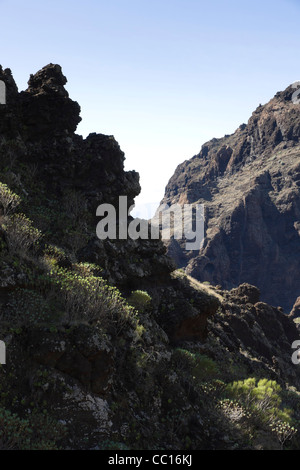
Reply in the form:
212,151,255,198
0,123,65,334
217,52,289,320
0,64,175,290
0,65,300,451
162,84,300,313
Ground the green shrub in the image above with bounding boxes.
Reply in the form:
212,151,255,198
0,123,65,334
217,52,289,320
5,288,55,326
270,420,297,450
3,213,41,254
64,229,89,257
127,290,152,312
0,406,65,450
74,262,103,277
62,189,88,226
0,407,32,450
173,349,219,382
0,182,21,216
225,378,294,425
0,137,25,169
44,244,68,262
27,205,59,233
226,378,281,411
225,377,297,448
48,266,136,333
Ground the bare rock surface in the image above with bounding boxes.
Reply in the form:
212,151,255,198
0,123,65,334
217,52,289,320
162,85,300,311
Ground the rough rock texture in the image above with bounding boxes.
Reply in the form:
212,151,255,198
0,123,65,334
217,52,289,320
0,63,217,350
290,296,300,319
154,271,221,343
162,85,300,311
20,64,82,140
27,325,114,395
0,63,174,291
206,284,300,389
1,65,300,451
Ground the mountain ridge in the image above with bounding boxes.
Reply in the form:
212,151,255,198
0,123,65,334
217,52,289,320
0,65,300,450
162,83,300,312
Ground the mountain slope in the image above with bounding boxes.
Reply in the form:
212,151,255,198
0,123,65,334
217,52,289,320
0,65,300,450
162,84,300,312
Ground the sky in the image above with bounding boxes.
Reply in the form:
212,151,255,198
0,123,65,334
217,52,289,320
0,0,300,218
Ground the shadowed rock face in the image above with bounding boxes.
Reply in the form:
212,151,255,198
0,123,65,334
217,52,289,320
1,64,300,451
0,63,141,219
162,84,300,312
0,63,81,140
19,63,82,140
0,63,175,292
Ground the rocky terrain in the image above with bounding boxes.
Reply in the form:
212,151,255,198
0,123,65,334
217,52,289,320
0,64,300,450
162,85,300,313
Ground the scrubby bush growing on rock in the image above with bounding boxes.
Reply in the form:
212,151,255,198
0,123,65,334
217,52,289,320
225,377,298,448
127,290,152,312
0,182,21,216
226,378,282,413
2,213,41,255
173,348,219,382
0,406,65,450
5,288,54,326
48,264,137,332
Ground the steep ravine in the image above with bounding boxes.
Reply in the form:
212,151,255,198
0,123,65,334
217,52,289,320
0,65,300,450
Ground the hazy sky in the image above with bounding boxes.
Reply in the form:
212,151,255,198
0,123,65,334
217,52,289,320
1,0,299,217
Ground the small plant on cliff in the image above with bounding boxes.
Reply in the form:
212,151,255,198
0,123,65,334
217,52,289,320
225,377,297,447
127,290,152,312
3,213,41,255
226,378,282,413
43,244,69,265
0,182,21,216
48,265,136,333
0,407,32,450
270,419,297,450
0,406,65,450
5,288,54,326
173,349,219,382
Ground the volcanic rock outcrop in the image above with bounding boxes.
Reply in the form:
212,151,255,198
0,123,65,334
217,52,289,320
0,63,174,291
162,84,300,312
1,64,300,451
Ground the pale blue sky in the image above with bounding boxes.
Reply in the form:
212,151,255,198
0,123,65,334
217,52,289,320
1,0,299,217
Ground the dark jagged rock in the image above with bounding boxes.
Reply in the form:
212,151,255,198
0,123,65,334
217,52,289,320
0,63,81,140
0,64,180,330
206,287,300,389
1,65,300,451
162,85,300,311
154,271,221,343
19,63,81,140
230,283,260,305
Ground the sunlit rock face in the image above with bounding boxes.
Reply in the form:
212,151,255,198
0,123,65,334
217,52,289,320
162,84,300,311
